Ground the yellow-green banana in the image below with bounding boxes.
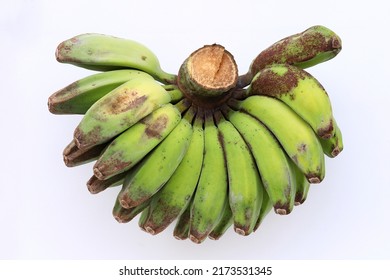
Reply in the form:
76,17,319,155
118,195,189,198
189,112,228,244
230,96,325,184
253,189,273,231
56,33,177,84
92,103,182,180
247,64,335,138
142,111,204,235
208,200,233,240
216,111,263,235
48,69,152,115
173,201,192,240
291,161,310,206
73,75,174,150
319,118,343,158
118,107,194,209
225,107,296,215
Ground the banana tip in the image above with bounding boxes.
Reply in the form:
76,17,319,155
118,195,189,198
234,228,247,236
208,235,219,241
331,147,342,157
119,198,131,209
173,234,187,241
189,235,202,244
93,167,105,180
275,208,288,215
145,226,156,235
308,177,321,184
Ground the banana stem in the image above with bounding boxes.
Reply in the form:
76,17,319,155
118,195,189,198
236,72,253,88
177,44,238,109
174,98,192,114
183,105,197,123
162,85,184,103
157,71,178,85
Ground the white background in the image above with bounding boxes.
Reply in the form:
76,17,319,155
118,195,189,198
1,0,389,260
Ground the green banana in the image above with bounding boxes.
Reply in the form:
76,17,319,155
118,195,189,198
92,103,182,180
225,107,296,215
208,200,233,240
247,64,335,138
251,25,342,73
319,118,343,158
189,112,228,244
87,172,126,194
118,107,195,209
292,161,310,206
173,202,192,240
138,205,152,230
113,196,150,223
216,111,263,235
62,139,106,167
253,189,273,232
73,75,173,150
230,96,325,184
56,33,177,84
48,69,152,115
142,111,204,235
112,166,150,223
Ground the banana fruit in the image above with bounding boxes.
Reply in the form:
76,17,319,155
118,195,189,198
56,33,177,84
216,111,263,235
118,106,194,209
229,95,325,184
142,111,204,235
48,69,151,114
92,103,182,180
189,112,228,244
238,25,342,87
73,74,175,150
246,64,335,138
224,107,296,215
48,25,343,243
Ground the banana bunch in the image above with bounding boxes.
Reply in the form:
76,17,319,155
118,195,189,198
48,25,343,243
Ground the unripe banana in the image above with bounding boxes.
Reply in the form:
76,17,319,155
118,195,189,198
253,190,273,232
112,167,150,223
48,70,151,115
49,26,343,242
92,103,182,180
230,96,325,184
291,161,311,206
216,111,263,235
113,196,150,223
73,75,173,150
225,107,296,215
118,107,194,209
319,118,343,157
142,111,204,235
173,202,192,240
208,198,233,240
251,25,342,74
86,172,126,194
138,205,152,230
62,139,106,167
237,25,342,88
56,33,177,84
247,64,335,138
189,112,228,244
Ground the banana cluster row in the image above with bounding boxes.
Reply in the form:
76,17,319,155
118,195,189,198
48,25,343,243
